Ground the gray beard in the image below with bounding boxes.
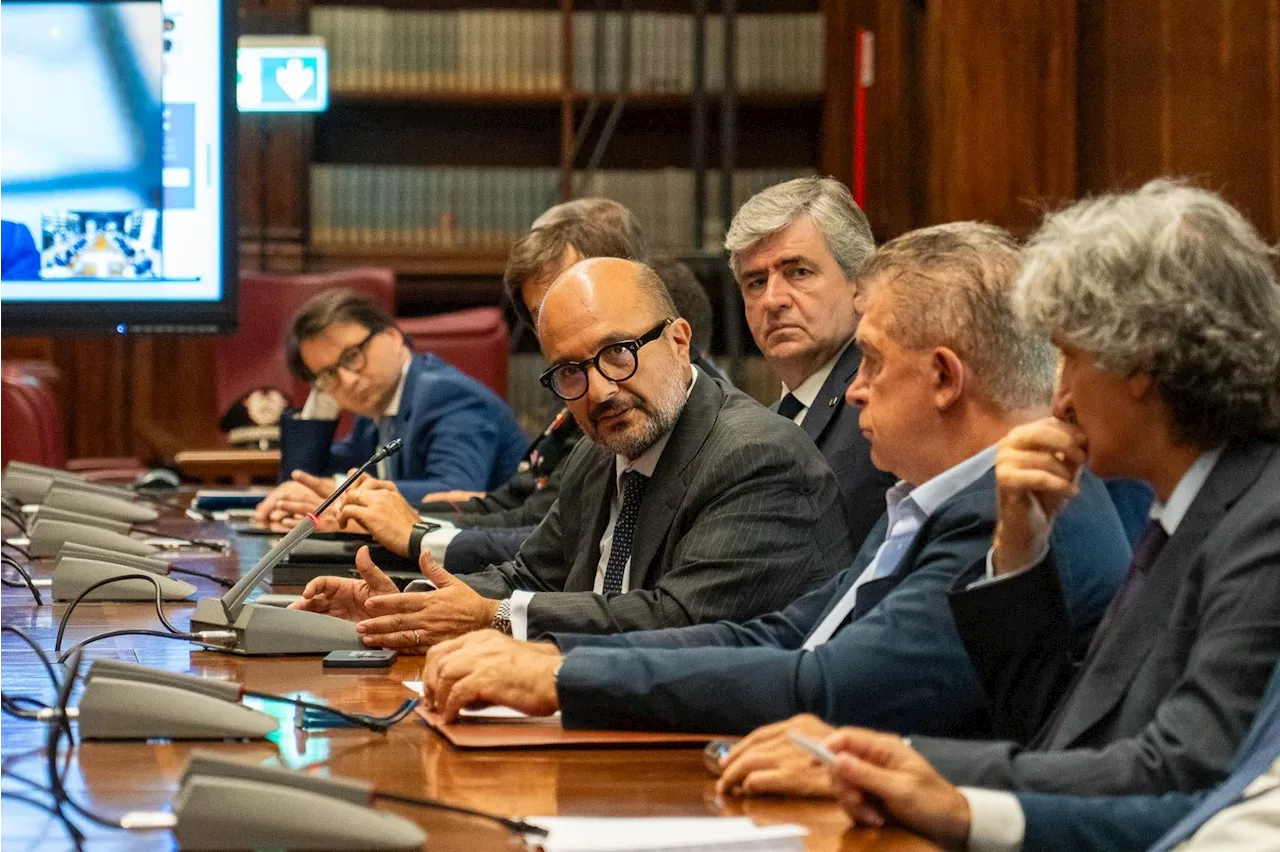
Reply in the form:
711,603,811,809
593,376,687,459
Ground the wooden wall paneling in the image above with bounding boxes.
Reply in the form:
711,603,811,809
57,339,132,459
129,338,221,460
1078,0,1280,240
922,0,1077,233
821,0,921,240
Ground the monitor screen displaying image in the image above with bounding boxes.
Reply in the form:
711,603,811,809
0,0,236,333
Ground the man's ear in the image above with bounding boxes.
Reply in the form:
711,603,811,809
668,318,693,356
932,347,966,411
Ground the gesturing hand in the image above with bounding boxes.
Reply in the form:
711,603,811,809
991,416,1088,574
824,728,971,850
288,546,399,622
354,552,499,648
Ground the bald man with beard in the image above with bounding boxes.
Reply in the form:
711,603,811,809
290,258,852,648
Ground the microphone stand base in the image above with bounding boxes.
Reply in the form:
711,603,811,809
190,599,366,655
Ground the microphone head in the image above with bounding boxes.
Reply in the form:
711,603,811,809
376,438,403,461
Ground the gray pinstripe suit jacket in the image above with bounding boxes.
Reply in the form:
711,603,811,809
460,367,855,639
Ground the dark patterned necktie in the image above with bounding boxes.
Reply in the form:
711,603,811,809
777,393,804,421
1109,518,1170,621
603,470,648,595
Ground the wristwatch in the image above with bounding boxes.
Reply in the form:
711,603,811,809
408,521,433,560
492,598,513,636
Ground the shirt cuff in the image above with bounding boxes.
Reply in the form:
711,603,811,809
968,544,1049,590
509,590,535,642
959,787,1025,852
420,524,461,564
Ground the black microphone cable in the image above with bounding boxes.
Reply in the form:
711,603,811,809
2,539,32,560
167,564,234,587
53,575,237,663
1,554,43,604
370,788,548,837
1,501,29,532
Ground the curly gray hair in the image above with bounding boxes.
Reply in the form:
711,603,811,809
725,176,874,280
1016,179,1280,446
859,222,1057,410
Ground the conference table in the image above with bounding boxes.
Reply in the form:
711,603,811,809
0,514,938,851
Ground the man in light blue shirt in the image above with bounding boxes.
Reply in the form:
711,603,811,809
411,223,1130,767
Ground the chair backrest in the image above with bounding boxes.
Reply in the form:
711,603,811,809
398,308,510,400
1,364,64,468
214,269,396,417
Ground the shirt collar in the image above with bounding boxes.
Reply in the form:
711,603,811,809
382,351,412,418
781,340,851,410
887,444,998,519
1151,445,1225,536
614,365,697,488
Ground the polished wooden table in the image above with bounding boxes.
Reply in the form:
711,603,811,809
0,518,937,851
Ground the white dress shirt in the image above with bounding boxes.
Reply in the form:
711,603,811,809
779,342,849,426
962,446,1226,852
801,445,997,650
508,367,697,641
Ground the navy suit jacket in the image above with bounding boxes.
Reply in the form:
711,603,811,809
278,352,526,503
1,220,39,280
792,344,898,546
1013,659,1280,852
549,466,1129,736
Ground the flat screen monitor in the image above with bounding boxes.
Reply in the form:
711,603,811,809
0,0,237,334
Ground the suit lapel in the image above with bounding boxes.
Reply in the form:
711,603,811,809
1049,441,1274,747
564,448,616,592
388,354,427,480
627,372,724,591
799,344,861,444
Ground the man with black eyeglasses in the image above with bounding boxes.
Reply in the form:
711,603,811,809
253,289,527,521
289,258,852,648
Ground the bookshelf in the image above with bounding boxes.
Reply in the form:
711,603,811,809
239,0,838,317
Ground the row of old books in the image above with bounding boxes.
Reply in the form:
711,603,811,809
310,165,813,255
572,12,824,96
310,8,824,97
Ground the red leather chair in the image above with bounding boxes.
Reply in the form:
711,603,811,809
398,307,510,400
1,362,143,478
214,269,397,415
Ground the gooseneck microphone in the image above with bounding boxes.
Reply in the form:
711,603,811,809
189,440,403,655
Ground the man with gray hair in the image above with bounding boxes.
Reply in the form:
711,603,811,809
726,176,897,544
805,181,1280,851
410,223,1128,755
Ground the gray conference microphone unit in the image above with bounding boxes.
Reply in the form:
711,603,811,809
2,461,137,504
75,660,277,740
27,517,156,558
44,482,160,523
171,753,426,850
190,439,403,656
52,544,197,602
34,506,132,535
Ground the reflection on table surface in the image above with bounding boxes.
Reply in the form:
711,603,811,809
0,518,937,851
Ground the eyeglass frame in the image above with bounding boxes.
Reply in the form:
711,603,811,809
539,318,674,401
308,327,382,391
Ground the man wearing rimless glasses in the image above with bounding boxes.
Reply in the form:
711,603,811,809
290,258,853,648
253,289,527,522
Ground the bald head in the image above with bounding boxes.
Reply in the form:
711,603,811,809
537,258,677,344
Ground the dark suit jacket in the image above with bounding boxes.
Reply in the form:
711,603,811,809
1,220,39,280
279,352,527,503
914,439,1280,796
444,525,535,574
790,344,898,546
548,466,1129,735
1013,658,1280,852
459,368,854,638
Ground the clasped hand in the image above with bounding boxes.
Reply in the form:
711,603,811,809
287,546,499,649
419,631,562,721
